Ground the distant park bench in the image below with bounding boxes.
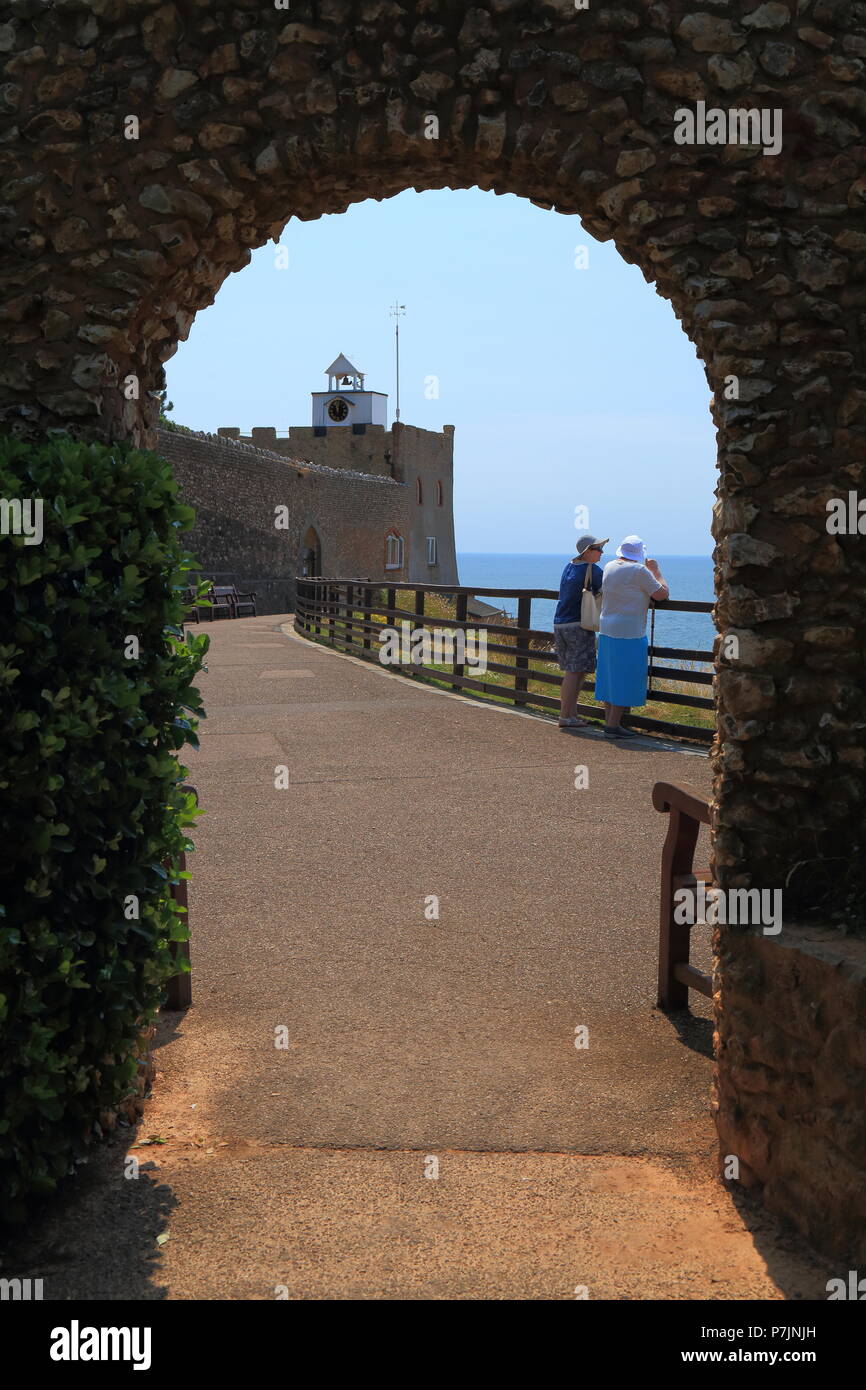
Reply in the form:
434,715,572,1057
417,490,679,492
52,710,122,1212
652,781,713,1010
182,583,257,622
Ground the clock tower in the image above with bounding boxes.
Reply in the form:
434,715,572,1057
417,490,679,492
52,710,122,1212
311,353,388,429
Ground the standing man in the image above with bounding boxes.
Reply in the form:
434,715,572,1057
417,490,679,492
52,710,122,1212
552,533,608,729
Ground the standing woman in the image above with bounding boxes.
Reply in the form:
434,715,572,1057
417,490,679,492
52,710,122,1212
595,535,669,738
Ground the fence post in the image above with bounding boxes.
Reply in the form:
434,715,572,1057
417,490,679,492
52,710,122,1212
345,582,353,649
453,592,468,690
363,585,372,653
514,594,532,706
298,579,307,634
413,588,425,671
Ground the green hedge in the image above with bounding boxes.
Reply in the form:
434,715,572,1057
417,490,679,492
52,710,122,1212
0,434,208,1220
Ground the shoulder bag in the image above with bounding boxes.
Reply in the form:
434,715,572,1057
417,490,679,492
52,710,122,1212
580,562,601,632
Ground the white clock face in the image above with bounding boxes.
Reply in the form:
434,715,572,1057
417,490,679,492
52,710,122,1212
328,397,349,422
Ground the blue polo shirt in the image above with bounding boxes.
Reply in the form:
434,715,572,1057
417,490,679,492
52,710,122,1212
553,560,603,626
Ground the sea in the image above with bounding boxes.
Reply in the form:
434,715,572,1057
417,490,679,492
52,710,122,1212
457,553,716,659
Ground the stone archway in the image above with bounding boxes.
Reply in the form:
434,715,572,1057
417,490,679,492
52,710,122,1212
2,7,865,907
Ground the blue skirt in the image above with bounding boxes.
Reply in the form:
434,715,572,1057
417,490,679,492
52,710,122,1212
594,634,648,707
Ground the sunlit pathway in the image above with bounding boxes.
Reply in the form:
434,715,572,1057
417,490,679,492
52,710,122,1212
10,616,831,1299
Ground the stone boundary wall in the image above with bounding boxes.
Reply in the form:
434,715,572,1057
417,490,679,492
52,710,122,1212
157,426,409,614
713,924,866,1263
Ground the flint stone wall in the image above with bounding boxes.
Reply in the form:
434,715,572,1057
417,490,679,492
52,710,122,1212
158,425,409,612
218,419,460,584
713,924,866,1263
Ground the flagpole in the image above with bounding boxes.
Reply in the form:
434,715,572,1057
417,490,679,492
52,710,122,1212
390,300,405,422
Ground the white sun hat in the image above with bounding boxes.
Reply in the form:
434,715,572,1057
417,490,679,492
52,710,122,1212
616,535,647,563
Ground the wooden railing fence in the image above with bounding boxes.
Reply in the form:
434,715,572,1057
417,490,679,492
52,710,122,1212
295,578,715,743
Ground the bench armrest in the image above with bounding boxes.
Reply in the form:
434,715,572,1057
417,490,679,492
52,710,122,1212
652,781,711,825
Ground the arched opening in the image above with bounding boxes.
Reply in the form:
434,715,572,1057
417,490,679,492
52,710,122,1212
301,526,321,579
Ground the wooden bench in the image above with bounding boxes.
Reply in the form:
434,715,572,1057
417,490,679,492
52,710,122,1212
229,585,257,617
181,584,219,622
652,781,713,1009
183,584,258,621
210,585,237,619
181,585,206,622
210,584,257,618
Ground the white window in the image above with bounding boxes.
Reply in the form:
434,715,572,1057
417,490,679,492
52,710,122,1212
385,532,403,570
426,536,438,566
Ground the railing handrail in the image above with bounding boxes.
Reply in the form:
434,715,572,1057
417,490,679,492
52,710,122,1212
652,781,712,826
297,576,714,614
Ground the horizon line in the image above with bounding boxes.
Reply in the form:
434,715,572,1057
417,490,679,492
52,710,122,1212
456,550,714,558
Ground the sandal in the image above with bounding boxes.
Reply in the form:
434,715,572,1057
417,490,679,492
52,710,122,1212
558,716,588,728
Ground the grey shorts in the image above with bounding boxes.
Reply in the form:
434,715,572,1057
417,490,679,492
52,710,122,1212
553,622,597,673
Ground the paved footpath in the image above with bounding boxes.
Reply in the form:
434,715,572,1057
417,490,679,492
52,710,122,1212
9,616,831,1299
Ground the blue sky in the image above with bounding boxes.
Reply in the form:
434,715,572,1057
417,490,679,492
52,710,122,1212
165,188,717,556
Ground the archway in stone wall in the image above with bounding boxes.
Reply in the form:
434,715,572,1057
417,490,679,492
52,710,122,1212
2,6,865,916
301,525,322,578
